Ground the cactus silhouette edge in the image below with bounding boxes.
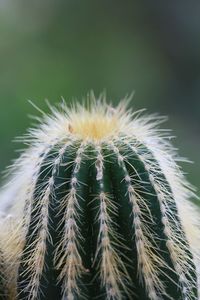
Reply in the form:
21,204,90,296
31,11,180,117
0,92,199,300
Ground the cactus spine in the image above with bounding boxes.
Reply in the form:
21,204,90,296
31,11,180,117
0,94,199,300
0,249,7,299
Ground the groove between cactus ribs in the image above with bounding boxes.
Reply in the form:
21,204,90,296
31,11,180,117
14,139,200,300
56,141,89,300
110,141,169,300
92,144,131,300
0,97,199,300
17,140,76,299
22,139,64,242
109,139,197,300
125,141,197,300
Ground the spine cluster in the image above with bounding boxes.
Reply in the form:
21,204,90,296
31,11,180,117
0,98,199,300
12,139,198,300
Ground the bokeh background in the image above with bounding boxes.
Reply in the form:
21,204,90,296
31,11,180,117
0,1,199,199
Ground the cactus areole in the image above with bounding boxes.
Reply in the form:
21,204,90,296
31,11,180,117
0,94,199,300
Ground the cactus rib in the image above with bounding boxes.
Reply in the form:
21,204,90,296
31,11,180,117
0,94,199,300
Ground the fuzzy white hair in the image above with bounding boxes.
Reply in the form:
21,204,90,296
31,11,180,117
0,93,199,299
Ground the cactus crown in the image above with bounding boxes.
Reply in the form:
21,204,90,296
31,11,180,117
0,93,199,300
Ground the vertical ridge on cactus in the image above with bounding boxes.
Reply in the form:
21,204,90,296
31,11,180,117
0,93,199,300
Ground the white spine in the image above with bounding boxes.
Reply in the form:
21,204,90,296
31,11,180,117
23,144,55,238
110,141,167,300
128,142,196,300
26,141,72,300
56,141,87,300
94,145,129,300
0,97,199,299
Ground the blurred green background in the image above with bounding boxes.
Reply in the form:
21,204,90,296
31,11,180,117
0,0,199,197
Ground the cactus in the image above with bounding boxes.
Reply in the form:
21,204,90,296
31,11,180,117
0,250,7,299
0,93,199,300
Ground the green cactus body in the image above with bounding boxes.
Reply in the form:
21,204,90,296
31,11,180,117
0,95,199,300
